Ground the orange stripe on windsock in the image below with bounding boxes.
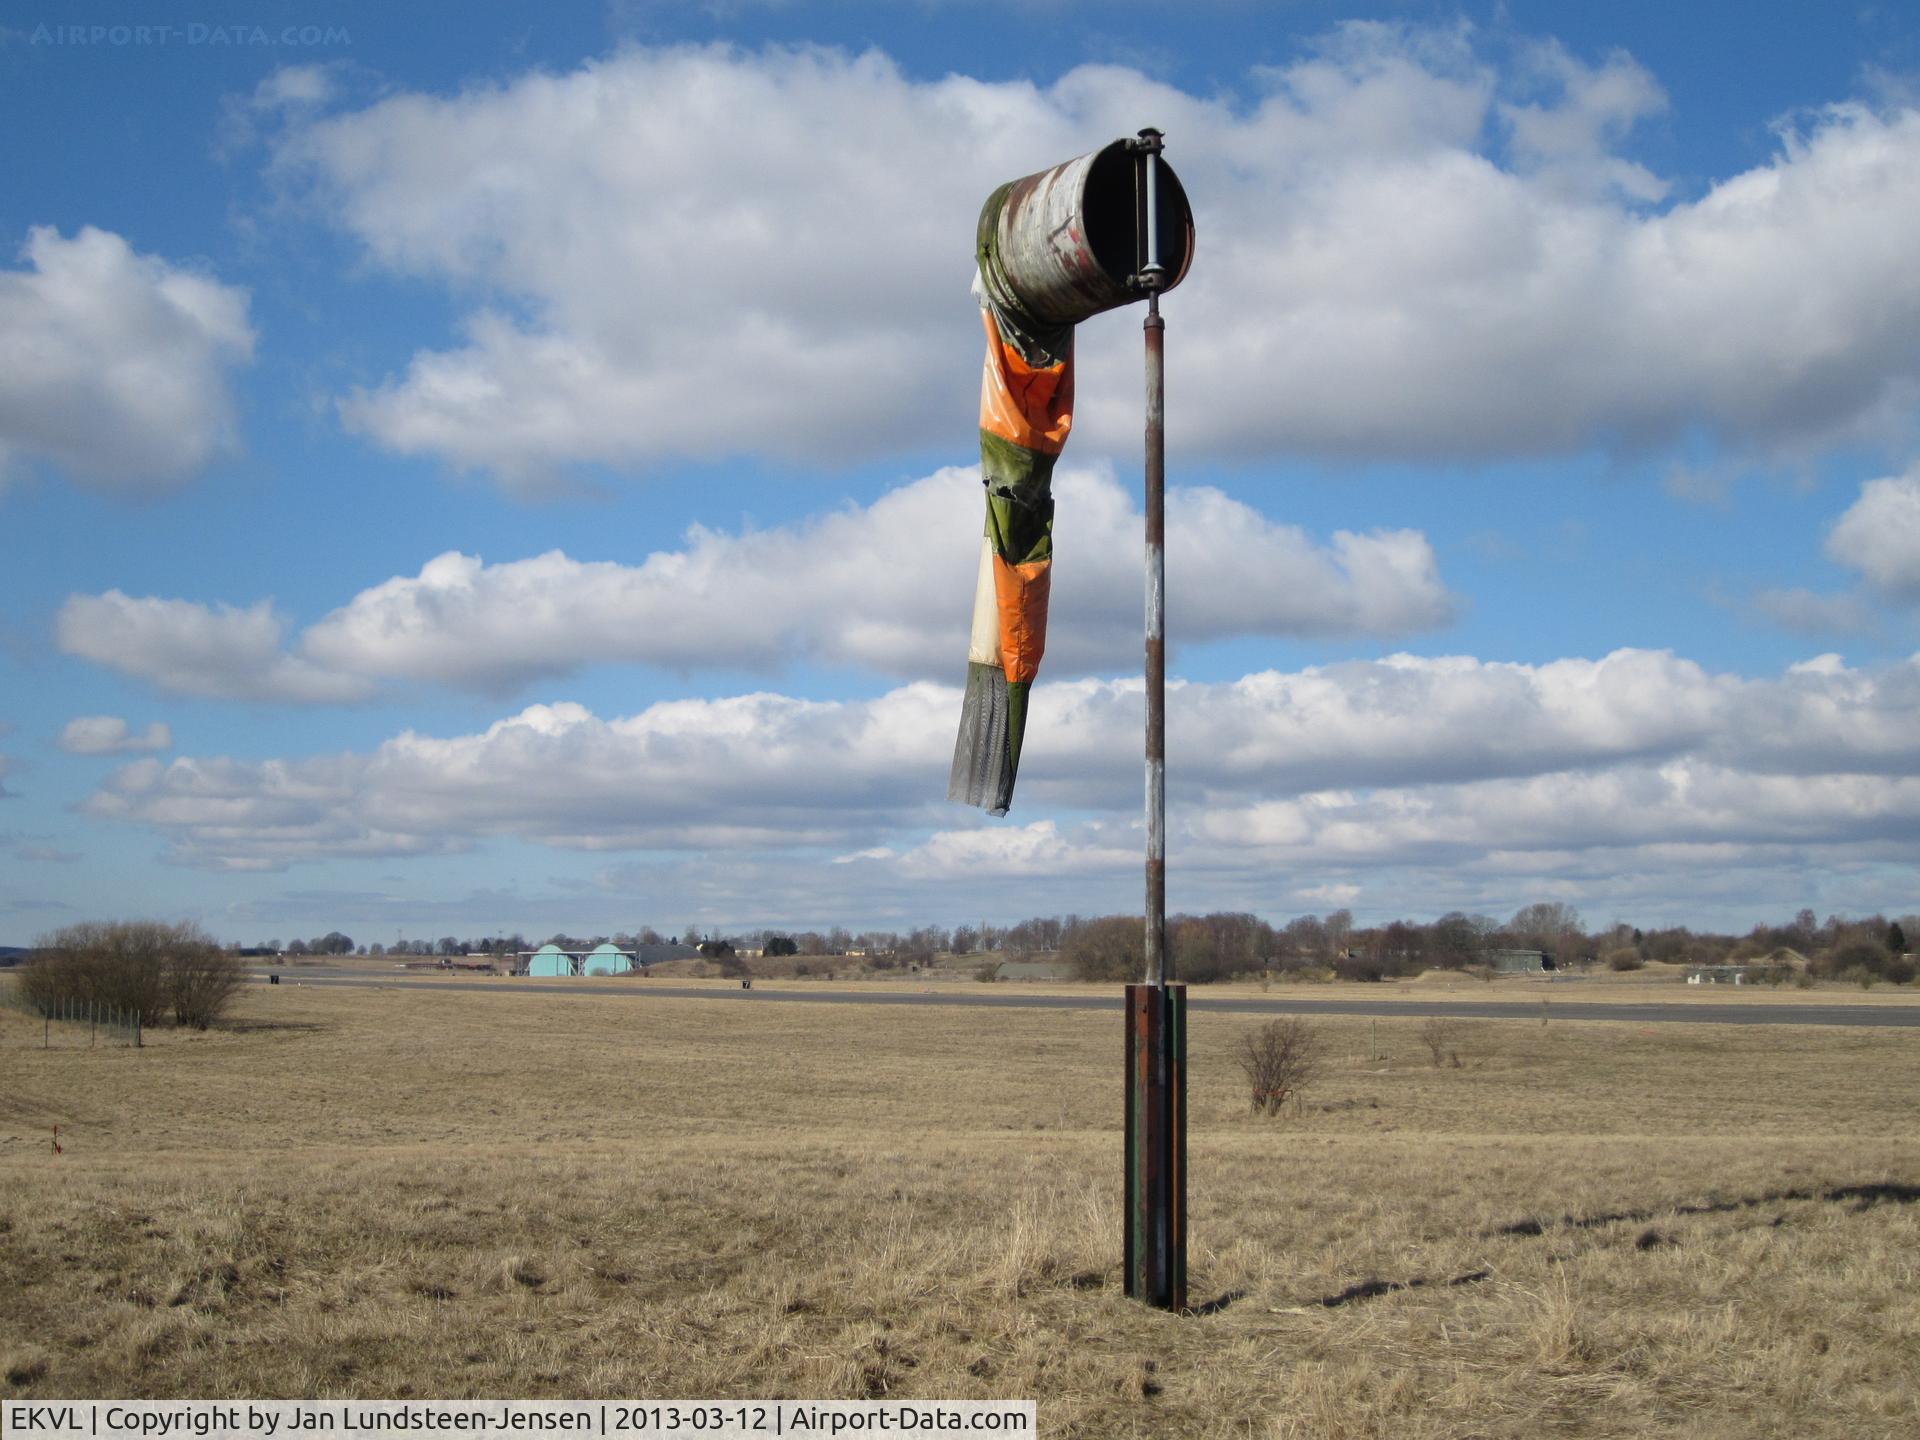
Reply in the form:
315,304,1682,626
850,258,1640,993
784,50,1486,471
993,554,1052,685
978,310,1073,455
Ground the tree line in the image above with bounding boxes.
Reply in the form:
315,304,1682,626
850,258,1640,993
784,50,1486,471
231,902,1915,987
1056,904,1915,985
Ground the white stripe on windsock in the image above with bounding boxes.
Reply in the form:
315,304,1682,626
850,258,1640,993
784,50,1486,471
967,534,1000,667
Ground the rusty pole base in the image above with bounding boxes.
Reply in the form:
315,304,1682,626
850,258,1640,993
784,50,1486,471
1125,982,1187,1310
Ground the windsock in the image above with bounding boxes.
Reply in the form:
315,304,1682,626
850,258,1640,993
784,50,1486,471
947,140,1194,816
946,271,1074,816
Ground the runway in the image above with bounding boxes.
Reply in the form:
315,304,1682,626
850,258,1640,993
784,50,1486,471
249,970,1920,1028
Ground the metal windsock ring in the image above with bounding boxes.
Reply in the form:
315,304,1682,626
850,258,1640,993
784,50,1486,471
948,134,1195,815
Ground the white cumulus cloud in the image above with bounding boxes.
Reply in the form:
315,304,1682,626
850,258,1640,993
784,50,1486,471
276,32,1920,486
55,592,372,703
0,226,254,494
86,685,958,869
889,819,1137,880
300,466,1451,689
66,467,1452,697
1498,41,1670,201
1826,469,1920,599
79,650,1920,892
58,715,173,756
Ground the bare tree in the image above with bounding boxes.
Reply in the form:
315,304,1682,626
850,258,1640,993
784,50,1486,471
23,920,172,1022
166,938,245,1029
1063,915,1140,981
1508,901,1585,961
1236,1017,1324,1115
1419,1015,1460,1068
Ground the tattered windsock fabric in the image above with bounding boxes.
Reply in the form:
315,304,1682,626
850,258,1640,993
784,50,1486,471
949,195,1076,816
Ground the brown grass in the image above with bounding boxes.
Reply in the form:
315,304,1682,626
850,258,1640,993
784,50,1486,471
3,980,1918,1436
269,951,1920,1005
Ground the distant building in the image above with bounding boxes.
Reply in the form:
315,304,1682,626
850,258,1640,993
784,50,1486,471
995,959,1074,981
581,943,632,976
524,944,574,977
1687,965,1752,985
515,941,695,975
1485,949,1554,973
631,941,699,967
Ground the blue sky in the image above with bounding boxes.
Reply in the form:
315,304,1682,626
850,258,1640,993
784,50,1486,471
3,1,1918,946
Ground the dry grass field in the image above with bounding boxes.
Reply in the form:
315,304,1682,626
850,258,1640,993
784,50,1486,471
272,952,1920,1008
3,979,1918,1437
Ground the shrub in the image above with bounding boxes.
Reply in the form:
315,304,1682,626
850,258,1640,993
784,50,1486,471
1605,948,1644,972
21,920,239,1029
21,921,169,1022
1064,916,1140,982
974,961,1001,983
1334,955,1385,983
166,942,245,1029
1820,944,1915,986
1815,941,1896,982
1419,1016,1460,1068
1278,963,1335,984
1236,1017,1323,1115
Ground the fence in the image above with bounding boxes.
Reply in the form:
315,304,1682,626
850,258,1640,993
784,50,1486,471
0,981,142,1047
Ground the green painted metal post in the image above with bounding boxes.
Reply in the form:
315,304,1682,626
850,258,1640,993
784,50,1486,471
1125,981,1186,1308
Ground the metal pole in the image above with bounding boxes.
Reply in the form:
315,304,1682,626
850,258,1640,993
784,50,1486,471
1141,126,1169,991
1145,292,1166,988
1125,127,1186,1312
1136,126,1167,990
